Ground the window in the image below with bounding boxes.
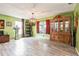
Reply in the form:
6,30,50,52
15,21,22,35
39,22,46,33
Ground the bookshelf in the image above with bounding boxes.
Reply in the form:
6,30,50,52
25,20,32,37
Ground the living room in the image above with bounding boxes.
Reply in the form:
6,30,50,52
0,3,79,56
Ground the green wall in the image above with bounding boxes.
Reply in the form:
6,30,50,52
74,4,79,52
0,14,20,39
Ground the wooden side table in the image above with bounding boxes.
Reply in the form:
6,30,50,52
0,35,9,43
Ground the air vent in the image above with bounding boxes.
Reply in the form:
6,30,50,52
68,3,73,5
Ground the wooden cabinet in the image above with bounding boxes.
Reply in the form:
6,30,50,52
50,15,72,45
0,35,9,43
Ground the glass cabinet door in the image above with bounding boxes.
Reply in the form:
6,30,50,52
60,21,63,32
51,23,55,31
55,22,58,32
65,21,69,32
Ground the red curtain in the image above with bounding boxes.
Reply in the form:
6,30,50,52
46,20,50,34
36,21,39,33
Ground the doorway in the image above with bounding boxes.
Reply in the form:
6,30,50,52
15,21,22,39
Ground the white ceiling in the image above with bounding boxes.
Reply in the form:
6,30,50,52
0,3,76,19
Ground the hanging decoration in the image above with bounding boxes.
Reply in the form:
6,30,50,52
30,12,35,26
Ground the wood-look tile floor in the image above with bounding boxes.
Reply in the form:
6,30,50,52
0,38,78,56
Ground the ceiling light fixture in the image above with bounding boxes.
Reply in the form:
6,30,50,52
68,3,72,5
31,12,34,19
30,12,35,25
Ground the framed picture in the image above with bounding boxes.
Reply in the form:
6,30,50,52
0,20,4,29
6,22,12,26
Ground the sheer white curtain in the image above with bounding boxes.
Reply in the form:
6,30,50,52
39,22,46,34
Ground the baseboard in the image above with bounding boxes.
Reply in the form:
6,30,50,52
75,48,79,55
